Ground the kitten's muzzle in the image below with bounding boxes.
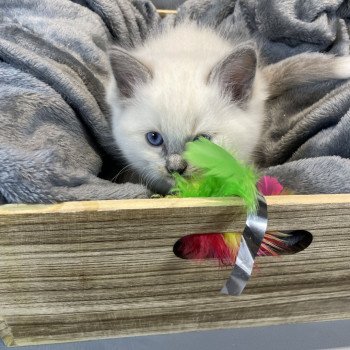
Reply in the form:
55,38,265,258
165,154,188,175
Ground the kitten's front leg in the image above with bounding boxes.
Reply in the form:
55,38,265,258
0,148,152,203
53,178,152,202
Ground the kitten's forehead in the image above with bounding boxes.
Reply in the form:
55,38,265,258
147,69,216,117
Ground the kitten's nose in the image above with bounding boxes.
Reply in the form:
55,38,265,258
166,154,188,175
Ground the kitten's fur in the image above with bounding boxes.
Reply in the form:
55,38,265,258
107,22,350,195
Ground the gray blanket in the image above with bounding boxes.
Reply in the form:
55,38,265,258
0,0,159,203
171,0,350,194
1,0,350,204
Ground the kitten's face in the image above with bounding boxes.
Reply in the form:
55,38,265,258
109,45,264,194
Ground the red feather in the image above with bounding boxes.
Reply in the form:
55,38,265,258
175,176,291,265
257,176,284,195
175,233,233,265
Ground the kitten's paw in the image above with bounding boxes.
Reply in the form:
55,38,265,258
151,194,163,199
121,183,152,199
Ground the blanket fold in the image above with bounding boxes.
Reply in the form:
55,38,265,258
1,0,350,203
0,0,158,203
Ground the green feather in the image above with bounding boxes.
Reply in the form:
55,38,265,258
173,138,259,213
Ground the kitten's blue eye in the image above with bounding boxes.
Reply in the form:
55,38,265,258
193,134,211,142
146,132,164,146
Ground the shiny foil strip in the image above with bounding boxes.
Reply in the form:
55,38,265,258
221,194,268,296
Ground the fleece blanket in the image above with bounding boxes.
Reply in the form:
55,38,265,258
0,0,160,203
1,0,350,204
170,0,350,194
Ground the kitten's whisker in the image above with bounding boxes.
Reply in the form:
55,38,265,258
148,175,159,190
141,171,158,190
139,169,150,187
111,164,134,183
143,173,154,189
148,174,158,189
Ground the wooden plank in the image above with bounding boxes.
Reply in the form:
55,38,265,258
0,195,350,346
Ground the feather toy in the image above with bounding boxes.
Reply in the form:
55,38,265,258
173,138,297,265
173,138,259,212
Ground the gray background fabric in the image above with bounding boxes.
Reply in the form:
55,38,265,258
170,0,350,194
152,0,183,9
1,0,350,202
2,0,350,202
0,0,159,203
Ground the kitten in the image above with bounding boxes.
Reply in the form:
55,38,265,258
107,21,350,195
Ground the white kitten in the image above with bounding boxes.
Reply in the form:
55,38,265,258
107,21,350,195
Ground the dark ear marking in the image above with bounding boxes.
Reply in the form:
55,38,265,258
110,47,152,98
208,46,257,107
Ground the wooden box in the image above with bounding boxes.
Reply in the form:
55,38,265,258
1,194,350,346
1,7,350,348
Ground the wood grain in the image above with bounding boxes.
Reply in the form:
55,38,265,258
1,195,350,346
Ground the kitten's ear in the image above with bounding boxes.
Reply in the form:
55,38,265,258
110,47,152,98
209,47,257,107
